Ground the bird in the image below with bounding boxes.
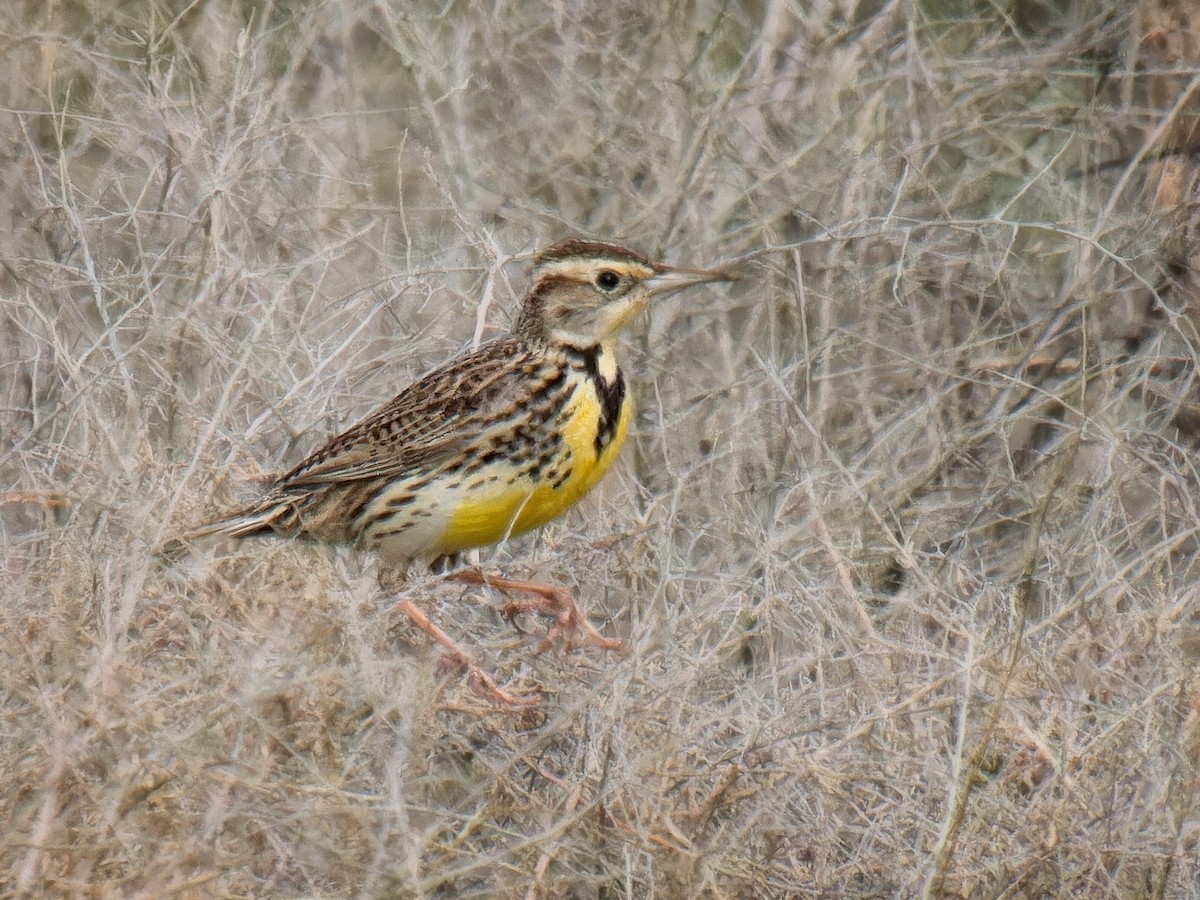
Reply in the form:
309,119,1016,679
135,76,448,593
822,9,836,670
168,238,733,703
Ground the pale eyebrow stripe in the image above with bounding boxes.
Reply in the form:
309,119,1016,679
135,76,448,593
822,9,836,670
537,260,654,282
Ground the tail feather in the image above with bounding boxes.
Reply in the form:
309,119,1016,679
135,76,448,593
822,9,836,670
159,500,296,562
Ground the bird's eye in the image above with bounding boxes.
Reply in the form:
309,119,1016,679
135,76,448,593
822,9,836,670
595,270,621,292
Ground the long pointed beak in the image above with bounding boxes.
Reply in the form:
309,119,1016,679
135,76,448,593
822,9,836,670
644,263,736,299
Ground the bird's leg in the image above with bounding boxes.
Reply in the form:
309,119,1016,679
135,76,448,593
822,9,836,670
446,569,625,653
394,599,540,707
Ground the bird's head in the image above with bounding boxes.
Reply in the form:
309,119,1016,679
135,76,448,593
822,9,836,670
516,239,733,348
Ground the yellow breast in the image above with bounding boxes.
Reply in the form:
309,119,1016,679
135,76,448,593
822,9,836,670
433,371,631,556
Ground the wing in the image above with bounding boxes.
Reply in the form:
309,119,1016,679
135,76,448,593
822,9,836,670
270,338,539,490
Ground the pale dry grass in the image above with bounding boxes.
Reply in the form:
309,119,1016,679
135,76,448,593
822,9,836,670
4,0,1200,897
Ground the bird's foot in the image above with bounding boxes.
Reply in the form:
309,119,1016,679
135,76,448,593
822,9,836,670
395,599,540,707
445,568,625,653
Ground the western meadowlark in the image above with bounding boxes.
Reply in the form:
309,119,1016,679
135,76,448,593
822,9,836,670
169,238,733,703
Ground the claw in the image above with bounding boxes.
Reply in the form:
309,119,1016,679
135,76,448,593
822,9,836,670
447,569,625,653
395,599,541,707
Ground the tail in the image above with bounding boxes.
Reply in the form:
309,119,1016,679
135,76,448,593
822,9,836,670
159,500,298,562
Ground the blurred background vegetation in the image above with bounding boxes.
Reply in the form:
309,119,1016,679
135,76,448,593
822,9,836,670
4,0,1200,896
